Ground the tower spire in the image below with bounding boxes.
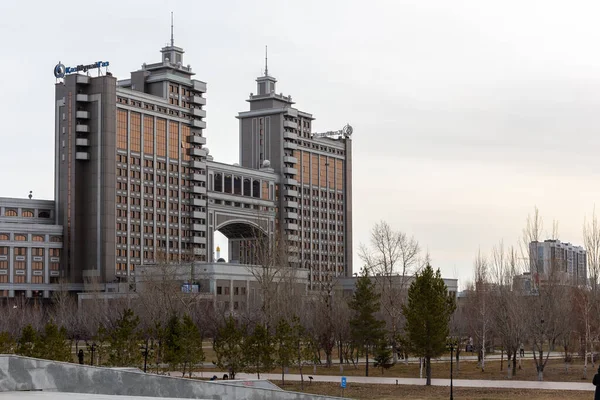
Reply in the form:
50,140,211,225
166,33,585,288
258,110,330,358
170,12,174,47
264,45,268,76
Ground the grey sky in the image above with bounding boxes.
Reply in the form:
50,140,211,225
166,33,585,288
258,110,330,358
1,0,599,286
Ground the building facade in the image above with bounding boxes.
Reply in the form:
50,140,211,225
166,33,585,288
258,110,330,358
0,38,353,299
529,239,587,286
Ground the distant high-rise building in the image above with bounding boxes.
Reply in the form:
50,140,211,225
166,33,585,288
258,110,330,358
529,239,587,286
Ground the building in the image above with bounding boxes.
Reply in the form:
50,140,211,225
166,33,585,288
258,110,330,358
0,198,68,299
529,239,587,286
0,35,353,300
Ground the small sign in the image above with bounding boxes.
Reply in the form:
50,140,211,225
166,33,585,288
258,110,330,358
340,376,347,388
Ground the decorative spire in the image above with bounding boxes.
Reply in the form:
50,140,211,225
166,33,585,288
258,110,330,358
170,12,174,47
264,45,268,76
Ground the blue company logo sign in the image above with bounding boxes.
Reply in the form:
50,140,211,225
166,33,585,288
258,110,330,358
340,376,347,388
54,61,109,78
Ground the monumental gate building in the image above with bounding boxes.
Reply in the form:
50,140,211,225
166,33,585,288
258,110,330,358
0,39,353,300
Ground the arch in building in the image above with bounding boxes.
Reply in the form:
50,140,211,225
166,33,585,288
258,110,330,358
215,219,268,239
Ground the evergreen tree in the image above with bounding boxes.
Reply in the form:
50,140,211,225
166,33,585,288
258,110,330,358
179,314,204,377
213,316,246,379
275,318,295,385
244,323,274,379
163,314,183,372
290,316,314,390
373,339,393,374
17,325,38,357
0,331,16,354
348,268,386,376
38,321,71,362
402,264,456,385
107,308,141,367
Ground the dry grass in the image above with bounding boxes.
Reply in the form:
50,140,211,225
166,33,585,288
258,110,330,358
270,358,597,383
274,381,591,399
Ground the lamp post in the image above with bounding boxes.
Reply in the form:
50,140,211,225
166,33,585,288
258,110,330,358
448,340,455,400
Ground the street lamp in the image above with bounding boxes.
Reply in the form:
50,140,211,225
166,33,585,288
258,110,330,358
447,340,455,400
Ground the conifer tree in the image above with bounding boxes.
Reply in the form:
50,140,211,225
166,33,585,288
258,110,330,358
16,325,38,357
179,314,204,377
38,321,71,362
107,308,141,367
213,316,246,379
275,318,295,385
0,331,15,354
163,314,183,372
244,323,274,379
373,339,393,374
402,264,456,385
348,268,386,376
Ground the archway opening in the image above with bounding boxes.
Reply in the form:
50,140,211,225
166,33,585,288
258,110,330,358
212,222,268,265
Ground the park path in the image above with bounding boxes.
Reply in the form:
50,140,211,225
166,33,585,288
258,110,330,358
196,372,595,392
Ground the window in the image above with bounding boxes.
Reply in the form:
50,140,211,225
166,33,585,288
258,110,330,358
0,260,7,269
49,249,60,257
169,121,179,159
117,109,128,149
32,262,43,270
14,235,26,241
130,112,141,152
217,286,222,295
0,234,8,241
4,209,17,217
32,235,44,242
13,275,25,283
32,248,44,256
31,276,43,284
22,210,34,217
50,236,62,243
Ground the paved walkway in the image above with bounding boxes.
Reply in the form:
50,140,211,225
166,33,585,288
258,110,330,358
199,372,595,392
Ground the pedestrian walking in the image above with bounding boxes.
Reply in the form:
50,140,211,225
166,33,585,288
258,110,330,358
593,366,600,400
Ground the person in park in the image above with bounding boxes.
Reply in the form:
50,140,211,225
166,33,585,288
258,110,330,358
593,365,600,400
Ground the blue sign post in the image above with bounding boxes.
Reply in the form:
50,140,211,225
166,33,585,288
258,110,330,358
340,376,347,398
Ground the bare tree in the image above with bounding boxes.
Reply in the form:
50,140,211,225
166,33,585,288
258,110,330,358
359,221,420,363
584,207,600,293
467,249,492,372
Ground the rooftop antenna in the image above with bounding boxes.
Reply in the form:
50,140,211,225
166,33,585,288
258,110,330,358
264,45,268,76
170,12,174,46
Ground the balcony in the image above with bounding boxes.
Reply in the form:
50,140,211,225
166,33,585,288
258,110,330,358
75,152,89,160
284,189,298,197
285,201,299,209
75,124,89,133
192,236,207,244
191,186,206,194
287,255,299,263
283,132,296,140
192,108,207,118
193,248,207,256
191,95,207,105
191,198,206,207
283,178,297,186
191,119,207,129
75,138,89,146
192,224,205,231
285,223,299,231
283,156,297,164
283,141,297,150
76,94,89,102
283,167,297,175
188,148,207,157
283,120,298,129
190,160,205,169
192,210,207,219
76,75,90,84
193,80,207,92
187,135,207,145
76,111,90,119
286,212,298,220
287,235,299,242
191,173,207,182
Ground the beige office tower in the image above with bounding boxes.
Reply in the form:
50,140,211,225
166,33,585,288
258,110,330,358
54,42,208,285
237,70,353,282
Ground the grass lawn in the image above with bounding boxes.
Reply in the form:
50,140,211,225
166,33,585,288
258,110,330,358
268,357,597,383
273,381,592,399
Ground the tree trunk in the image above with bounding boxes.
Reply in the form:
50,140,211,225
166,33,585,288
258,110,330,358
365,345,369,377
419,358,423,379
392,339,398,364
456,349,460,371
500,348,503,371
281,367,285,386
512,350,517,376
425,356,432,386
300,363,304,390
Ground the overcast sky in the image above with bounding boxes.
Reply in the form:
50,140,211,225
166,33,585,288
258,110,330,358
2,0,600,287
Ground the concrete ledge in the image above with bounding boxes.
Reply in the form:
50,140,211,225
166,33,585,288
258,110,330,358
0,355,340,400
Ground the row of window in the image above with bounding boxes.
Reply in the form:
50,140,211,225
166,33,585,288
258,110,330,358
0,234,62,242
0,275,59,284
216,286,248,296
1,209,51,218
